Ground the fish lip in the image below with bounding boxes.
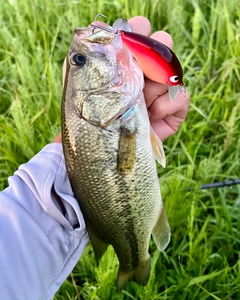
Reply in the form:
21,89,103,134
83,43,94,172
74,27,87,34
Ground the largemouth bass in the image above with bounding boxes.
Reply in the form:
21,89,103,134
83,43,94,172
61,18,171,291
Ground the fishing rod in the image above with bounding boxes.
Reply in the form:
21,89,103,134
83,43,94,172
187,179,240,191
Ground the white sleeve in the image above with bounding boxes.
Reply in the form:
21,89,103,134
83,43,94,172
0,143,89,300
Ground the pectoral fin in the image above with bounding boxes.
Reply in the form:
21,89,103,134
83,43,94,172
152,205,171,251
117,126,136,175
150,127,166,168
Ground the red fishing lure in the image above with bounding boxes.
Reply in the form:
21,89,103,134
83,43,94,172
118,30,184,101
119,30,183,86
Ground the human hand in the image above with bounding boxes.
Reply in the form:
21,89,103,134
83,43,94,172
54,16,189,143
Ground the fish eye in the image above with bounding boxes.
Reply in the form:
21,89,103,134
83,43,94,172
71,53,86,67
169,76,179,83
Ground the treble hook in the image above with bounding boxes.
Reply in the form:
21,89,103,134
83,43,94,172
91,14,118,34
94,13,108,22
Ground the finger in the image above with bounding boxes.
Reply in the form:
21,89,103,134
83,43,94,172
53,133,62,143
128,16,151,36
150,31,173,49
151,117,179,142
149,89,190,121
150,90,190,141
144,79,168,108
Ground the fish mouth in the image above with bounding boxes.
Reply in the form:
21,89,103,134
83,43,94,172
83,27,115,44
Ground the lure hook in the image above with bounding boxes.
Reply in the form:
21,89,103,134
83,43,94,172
91,14,118,34
179,84,186,96
94,13,107,22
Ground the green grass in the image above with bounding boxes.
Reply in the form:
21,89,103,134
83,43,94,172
1,0,240,299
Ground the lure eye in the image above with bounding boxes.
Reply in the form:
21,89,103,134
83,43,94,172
71,53,86,67
169,76,179,83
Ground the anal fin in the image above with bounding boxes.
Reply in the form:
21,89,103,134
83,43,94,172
87,227,109,261
152,206,171,251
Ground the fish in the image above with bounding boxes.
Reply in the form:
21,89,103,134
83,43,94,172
61,18,171,291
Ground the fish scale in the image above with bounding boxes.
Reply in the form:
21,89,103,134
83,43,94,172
62,18,171,291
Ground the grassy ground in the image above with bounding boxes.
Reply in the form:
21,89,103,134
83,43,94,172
0,0,240,299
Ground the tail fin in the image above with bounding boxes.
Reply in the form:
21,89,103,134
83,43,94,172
117,256,151,291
